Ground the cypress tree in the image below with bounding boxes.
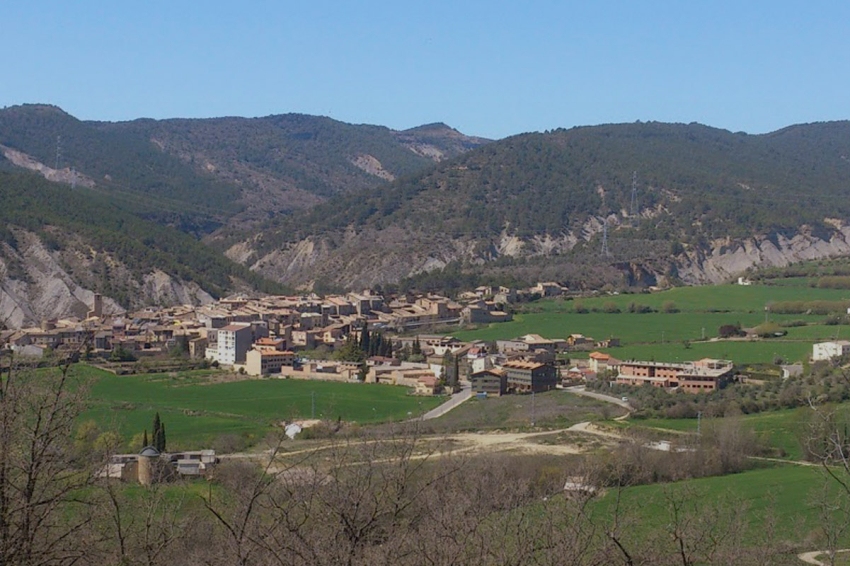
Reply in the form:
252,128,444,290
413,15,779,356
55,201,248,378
371,333,383,357
142,429,149,448
151,412,167,452
159,423,167,452
360,323,370,356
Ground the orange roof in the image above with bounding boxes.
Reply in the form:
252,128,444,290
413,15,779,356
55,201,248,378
589,352,610,360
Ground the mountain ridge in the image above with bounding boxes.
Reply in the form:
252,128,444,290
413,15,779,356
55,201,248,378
230,119,850,290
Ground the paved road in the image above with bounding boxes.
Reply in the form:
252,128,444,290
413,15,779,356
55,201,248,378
420,384,472,420
564,385,633,412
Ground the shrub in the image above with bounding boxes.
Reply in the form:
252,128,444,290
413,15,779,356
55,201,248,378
602,301,621,314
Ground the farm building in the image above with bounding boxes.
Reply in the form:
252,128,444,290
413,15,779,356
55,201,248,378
812,341,850,362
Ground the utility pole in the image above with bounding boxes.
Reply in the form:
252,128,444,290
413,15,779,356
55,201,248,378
531,390,536,427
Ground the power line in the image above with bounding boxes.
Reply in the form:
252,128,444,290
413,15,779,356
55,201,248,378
601,217,611,257
630,170,638,220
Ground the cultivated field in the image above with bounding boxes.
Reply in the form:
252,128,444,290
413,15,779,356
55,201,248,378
69,364,443,450
455,282,850,364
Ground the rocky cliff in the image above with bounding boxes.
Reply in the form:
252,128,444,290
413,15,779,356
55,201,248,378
237,216,850,291
0,229,214,328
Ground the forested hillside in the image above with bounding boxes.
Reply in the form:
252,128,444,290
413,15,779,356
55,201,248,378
0,104,241,234
0,104,489,229
235,121,850,290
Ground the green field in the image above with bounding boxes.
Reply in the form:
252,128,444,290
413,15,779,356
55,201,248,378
71,365,443,450
592,465,845,546
454,282,847,364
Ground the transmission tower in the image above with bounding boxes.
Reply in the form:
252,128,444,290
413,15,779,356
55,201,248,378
601,217,611,257
55,135,62,170
630,171,638,220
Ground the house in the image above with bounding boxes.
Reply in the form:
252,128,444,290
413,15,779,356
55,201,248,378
812,341,850,362
534,282,566,297
415,375,440,395
244,348,295,376
567,334,594,349
588,351,619,373
502,360,558,393
470,369,507,396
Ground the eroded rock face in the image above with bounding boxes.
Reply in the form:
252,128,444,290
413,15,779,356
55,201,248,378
241,216,850,291
0,229,215,328
676,226,850,284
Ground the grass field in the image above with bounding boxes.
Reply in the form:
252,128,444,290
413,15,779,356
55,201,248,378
71,365,443,450
591,465,846,547
454,281,848,364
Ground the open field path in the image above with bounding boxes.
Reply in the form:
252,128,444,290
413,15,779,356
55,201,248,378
798,549,850,564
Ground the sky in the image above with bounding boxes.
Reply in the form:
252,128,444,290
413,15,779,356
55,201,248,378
1,1,847,139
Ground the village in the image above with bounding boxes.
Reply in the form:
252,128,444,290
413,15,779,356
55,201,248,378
1,280,745,398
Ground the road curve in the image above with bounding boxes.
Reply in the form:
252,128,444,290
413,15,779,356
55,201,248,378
420,384,472,420
564,385,633,412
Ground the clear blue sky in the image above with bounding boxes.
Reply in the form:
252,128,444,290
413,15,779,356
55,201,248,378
2,1,847,139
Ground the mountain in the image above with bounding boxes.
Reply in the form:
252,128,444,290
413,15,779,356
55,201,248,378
229,121,850,291
0,169,284,327
0,104,489,324
0,105,490,229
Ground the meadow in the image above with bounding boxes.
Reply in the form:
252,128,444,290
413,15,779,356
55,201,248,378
454,282,849,364
70,365,443,450
591,464,846,547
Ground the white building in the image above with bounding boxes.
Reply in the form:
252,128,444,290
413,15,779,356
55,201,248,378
812,340,850,362
206,323,252,366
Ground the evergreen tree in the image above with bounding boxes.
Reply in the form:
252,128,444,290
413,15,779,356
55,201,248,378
371,333,383,357
151,412,166,452
359,323,370,355
334,335,366,363
412,338,421,356
142,429,149,448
